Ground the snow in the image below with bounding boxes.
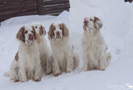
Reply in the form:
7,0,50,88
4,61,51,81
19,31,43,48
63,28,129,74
0,0,133,90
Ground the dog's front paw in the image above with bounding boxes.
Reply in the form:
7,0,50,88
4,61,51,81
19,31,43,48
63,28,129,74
66,68,72,73
99,68,105,71
11,77,19,82
54,71,61,76
66,71,71,73
46,69,52,75
99,66,105,71
33,76,41,82
34,78,41,82
14,79,19,82
46,71,52,75
19,78,28,82
99,66,106,71
54,73,61,76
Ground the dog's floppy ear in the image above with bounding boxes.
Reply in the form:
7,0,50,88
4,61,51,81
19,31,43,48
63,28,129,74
16,26,25,42
62,23,69,37
40,25,46,35
32,26,37,40
83,18,88,31
94,16,103,30
48,24,54,39
15,51,19,61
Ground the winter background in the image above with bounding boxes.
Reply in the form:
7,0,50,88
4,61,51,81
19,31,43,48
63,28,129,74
0,0,133,90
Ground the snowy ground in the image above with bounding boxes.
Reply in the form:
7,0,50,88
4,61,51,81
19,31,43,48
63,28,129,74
0,0,133,90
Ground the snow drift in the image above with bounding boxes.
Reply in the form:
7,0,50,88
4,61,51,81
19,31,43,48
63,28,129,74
0,0,133,90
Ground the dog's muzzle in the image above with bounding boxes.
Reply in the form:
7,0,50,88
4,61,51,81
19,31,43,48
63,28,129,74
29,34,34,41
56,31,61,38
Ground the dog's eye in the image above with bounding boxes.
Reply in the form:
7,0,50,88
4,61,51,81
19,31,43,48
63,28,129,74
60,27,63,30
31,31,34,33
24,30,28,34
90,19,93,21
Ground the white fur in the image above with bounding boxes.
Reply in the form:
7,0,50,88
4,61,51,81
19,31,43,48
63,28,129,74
48,21,79,76
18,41,41,82
9,25,42,82
10,58,19,81
53,21,63,39
24,25,35,46
32,22,52,74
82,16,111,71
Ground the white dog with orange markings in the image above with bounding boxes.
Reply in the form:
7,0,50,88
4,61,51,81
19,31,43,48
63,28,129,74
48,21,79,76
32,22,52,75
82,16,111,71
5,25,42,82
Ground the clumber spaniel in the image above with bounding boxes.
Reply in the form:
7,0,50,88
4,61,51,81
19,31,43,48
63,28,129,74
48,21,79,76
82,16,111,71
9,25,42,82
32,22,52,75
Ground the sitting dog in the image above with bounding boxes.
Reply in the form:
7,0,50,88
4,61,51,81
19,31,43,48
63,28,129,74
7,25,42,82
48,21,79,76
32,22,52,75
82,16,111,71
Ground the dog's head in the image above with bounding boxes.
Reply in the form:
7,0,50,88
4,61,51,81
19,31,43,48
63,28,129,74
48,21,69,40
83,16,102,31
16,25,36,46
32,22,46,36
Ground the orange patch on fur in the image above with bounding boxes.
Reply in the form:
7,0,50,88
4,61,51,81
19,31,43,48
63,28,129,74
48,24,55,39
16,26,25,42
15,52,19,61
62,23,69,37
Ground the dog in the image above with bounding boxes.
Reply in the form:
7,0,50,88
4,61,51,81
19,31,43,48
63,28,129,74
82,16,111,71
32,22,52,75
6,25,42,82
48,21,79,76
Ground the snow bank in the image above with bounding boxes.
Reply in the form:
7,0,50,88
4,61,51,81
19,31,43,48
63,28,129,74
0,0,133,90
69,0,132,64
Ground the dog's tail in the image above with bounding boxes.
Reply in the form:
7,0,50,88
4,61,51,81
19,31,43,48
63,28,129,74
73,52,80,69
4,71,10,77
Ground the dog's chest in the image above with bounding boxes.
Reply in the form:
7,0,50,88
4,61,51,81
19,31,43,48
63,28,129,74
53,44,68,59
54,45,67,68
85,36,97,47
23,47,36,70
56,46,65,57
83,33,105,57
38,42,47,54
25,54,35,70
